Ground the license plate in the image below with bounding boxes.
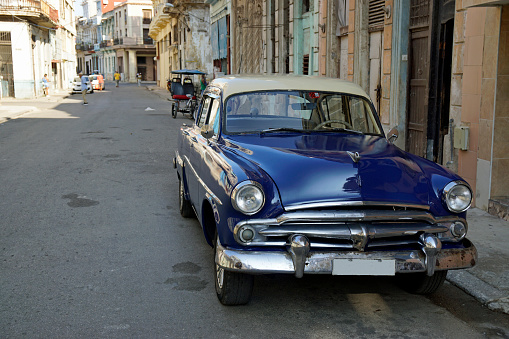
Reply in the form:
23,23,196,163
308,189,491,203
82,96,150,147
332,259,395,276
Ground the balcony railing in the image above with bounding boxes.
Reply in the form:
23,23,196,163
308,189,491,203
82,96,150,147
143,17,152,24
100,40,113,48
0,0,58,23
113,37,154,46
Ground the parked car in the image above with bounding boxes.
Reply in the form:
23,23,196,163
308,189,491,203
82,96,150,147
70,76,93,94
90,74,105,90
174,75,478,305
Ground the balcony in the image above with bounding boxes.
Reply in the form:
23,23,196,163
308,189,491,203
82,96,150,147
149,3,175,40
113,37,154,46
100,40,113,48
0,0,58,27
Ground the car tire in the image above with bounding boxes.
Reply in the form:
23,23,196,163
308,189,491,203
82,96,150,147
178,178,194,218
214,233,254,305
171,103,177,119
395,270,447,295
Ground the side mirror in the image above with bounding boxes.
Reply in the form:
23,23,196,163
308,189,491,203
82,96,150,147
201,124,213,139
387,127,398,144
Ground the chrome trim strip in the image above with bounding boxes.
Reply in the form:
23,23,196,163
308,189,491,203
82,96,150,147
284,201,431,212
215,239,477,275
183,155,222,206
257,224,448,239
237,210,463,228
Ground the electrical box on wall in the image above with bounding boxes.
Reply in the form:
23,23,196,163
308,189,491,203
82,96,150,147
454,126,469,151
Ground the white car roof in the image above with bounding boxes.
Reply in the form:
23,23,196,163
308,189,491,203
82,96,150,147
209,74,372,101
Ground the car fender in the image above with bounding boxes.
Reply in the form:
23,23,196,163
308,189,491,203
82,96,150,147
204,142,284,248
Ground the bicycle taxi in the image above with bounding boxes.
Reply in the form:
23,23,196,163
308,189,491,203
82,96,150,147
169,69,205,119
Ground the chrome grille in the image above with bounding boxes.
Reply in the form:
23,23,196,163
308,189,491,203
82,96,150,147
234,209,464,251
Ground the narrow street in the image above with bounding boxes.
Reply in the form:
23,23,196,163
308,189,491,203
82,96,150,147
0,84,508,338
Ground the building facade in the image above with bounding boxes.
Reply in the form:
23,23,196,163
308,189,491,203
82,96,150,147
207,0,230,77
0,0,76,98
76,0,156,82
148,0,213,87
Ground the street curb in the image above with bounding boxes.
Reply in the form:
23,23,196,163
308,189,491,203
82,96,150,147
447,270,509,314
0,106,38,124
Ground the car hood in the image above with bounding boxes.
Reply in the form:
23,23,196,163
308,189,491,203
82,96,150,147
223,134,430,210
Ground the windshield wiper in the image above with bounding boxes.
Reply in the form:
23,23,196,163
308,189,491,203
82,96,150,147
314,128,364,135
259,127,307,135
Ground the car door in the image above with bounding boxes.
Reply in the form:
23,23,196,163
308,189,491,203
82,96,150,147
194,96,222,202
186,96,212,211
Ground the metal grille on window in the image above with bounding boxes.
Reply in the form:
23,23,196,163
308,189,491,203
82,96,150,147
410,0,430,28
369,0,385,32
0,32,14,98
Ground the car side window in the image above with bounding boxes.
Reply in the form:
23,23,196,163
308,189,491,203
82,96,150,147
197,97,212,128
207,99,221,136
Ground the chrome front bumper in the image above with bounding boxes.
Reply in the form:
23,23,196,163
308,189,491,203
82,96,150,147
215,236,477,277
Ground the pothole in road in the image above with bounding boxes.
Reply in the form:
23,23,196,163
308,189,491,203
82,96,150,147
62,193,99,207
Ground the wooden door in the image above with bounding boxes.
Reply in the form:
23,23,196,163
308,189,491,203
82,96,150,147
407,0,432,158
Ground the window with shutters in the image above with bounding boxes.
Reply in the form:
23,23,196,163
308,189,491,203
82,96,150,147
369,0,385,32
143,10,152,24
303,55,310,75
303,0,310,13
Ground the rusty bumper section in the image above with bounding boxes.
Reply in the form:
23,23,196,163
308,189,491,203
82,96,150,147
215,238,477,276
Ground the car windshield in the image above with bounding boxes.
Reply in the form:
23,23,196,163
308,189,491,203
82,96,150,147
223,91,381,135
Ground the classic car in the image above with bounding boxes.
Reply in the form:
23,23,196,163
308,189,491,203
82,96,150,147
174,75,477,305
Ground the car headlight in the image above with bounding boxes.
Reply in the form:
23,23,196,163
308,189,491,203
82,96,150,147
443,181,472,213
231,181,265,215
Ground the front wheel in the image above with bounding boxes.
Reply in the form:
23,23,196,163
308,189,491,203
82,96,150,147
395,270,447,295
171,103,177,119
214,234,254,305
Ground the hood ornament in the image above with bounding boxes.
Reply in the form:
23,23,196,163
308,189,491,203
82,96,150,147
347,151,361,163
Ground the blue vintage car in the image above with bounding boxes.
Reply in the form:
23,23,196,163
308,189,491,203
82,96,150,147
174,75,477,305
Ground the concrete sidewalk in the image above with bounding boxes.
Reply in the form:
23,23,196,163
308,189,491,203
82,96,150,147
0,89,70,124
2,83,508,314
448,208,509,314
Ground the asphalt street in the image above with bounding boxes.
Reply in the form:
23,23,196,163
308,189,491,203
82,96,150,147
1,84,508,338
